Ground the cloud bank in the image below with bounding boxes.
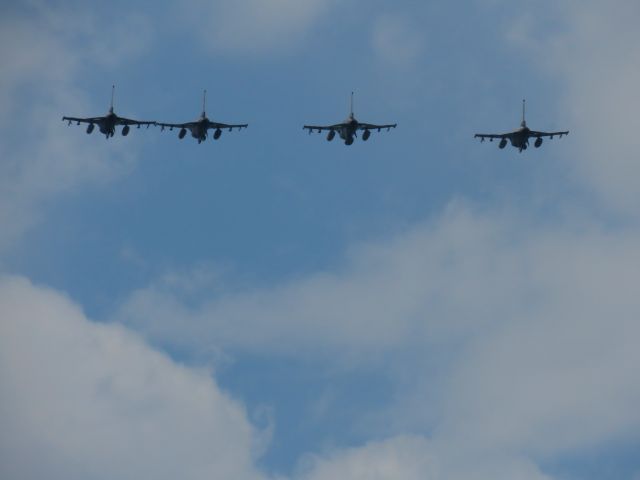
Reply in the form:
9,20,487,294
117,201,640,477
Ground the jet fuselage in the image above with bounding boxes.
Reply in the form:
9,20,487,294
509,125,531,151
339,115,359,145
190,116,209,142
97,110,118,137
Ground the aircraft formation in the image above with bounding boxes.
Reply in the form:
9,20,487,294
62,86,569,151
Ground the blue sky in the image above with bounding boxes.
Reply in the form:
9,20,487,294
2,1,640,479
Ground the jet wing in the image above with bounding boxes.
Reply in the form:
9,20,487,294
528,130,569,138
206,120,248,131
156,121,196,131
357,122,397,131
474,133,510,140
303,123,345,133
62,116,104,125
116,116,155,127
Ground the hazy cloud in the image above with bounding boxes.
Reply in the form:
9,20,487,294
505,0,640,216
371,14,426,69
180,0,338,55
0,5,150,253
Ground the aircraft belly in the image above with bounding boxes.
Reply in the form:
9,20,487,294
511,133,525,148
102,118,116,133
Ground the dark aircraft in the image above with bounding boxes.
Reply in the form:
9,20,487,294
156,90,248,144
303,92,397,145
62,85,155,138
474,100,569,152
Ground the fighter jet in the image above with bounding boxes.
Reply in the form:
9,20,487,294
474,100,569,152
62,85,155,138
303,92,397,145
156,90,248,144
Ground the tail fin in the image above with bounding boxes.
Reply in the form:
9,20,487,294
521,98,526,127
202,89,207,116
110,84,115,113
350,91,354,117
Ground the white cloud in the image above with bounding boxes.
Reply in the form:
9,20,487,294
117,205,525,356
117,202,640,474
179,0,337,55
438,224,640,452
296,435,551,480
0,275,265,480
298,436,438,480
118,204,629,360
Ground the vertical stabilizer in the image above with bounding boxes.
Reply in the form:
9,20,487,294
110,85,115,113
350,91,354,117
202,89,207,116
521,98,526,127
